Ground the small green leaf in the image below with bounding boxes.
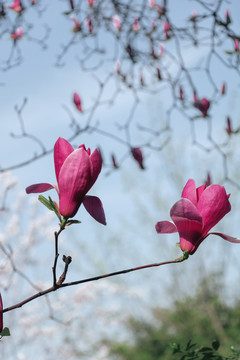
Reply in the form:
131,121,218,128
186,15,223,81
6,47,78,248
0,327,11,337
48,197,62,221
63,10,73,16
65,219,81,226
224,50,234,55
38,195,54,211
182,251,189,260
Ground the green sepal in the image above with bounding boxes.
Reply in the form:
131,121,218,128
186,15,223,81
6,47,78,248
38,195,55,211
0,327,11,337
48,197,62,222
224,50,234,55
38,195,62,222
65,219,81,226
182,251,189,260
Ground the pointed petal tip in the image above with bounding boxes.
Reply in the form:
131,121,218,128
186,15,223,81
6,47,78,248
83,195,106,225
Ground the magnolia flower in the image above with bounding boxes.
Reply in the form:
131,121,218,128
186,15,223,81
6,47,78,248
226,116,232,135
163,22,171,39
0,293,2,332
132,18,140,32
189,10,198,22
226,9,231,25
149,0,155,7
88,0,95,6
73,92,82,111
159,43,165,56
72,16,81,32
221,82,226,95
194,97,210,117
155,179,240,255
131,148,144,169
234,39,239,52
8,0,22,12
11,27,23,40
113,15,121,31
26,138,106,224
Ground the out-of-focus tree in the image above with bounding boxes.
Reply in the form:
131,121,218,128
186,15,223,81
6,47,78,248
107,273,240,360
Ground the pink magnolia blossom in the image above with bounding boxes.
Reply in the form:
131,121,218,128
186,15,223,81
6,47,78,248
189,10,198,22
26,137,106,224
226,116,232,135
11,27,23,40
155,179,240,255
88,0,95,6
159,43,165,57
0,293,2,332
131,148,144,169
149,0,155,7
234,39,239,52
132,18,140,32
163,22,171,39
226,9,231,25
73,92,82,111
221,82,226,95
157,5,165,16
8,0,22,12
72,16,81,33
112,15,121,31
194,97,210,117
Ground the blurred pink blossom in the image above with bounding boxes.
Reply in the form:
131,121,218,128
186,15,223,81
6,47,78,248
8,0,22,12
194,97,210,117
73,92,82,111
11,27,23,40
113,15,121,31
132,18,140,32
131,148,144,169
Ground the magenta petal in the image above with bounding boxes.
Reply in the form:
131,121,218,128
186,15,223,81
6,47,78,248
83,195,106,225
209,232,240,243
170,198,203,254
54,137,74,183
181,179,197,206
89,148,102,187
25,183,55,194
197,185,231,234
155,221,177,234
58,148,92,218
196,184,206,201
